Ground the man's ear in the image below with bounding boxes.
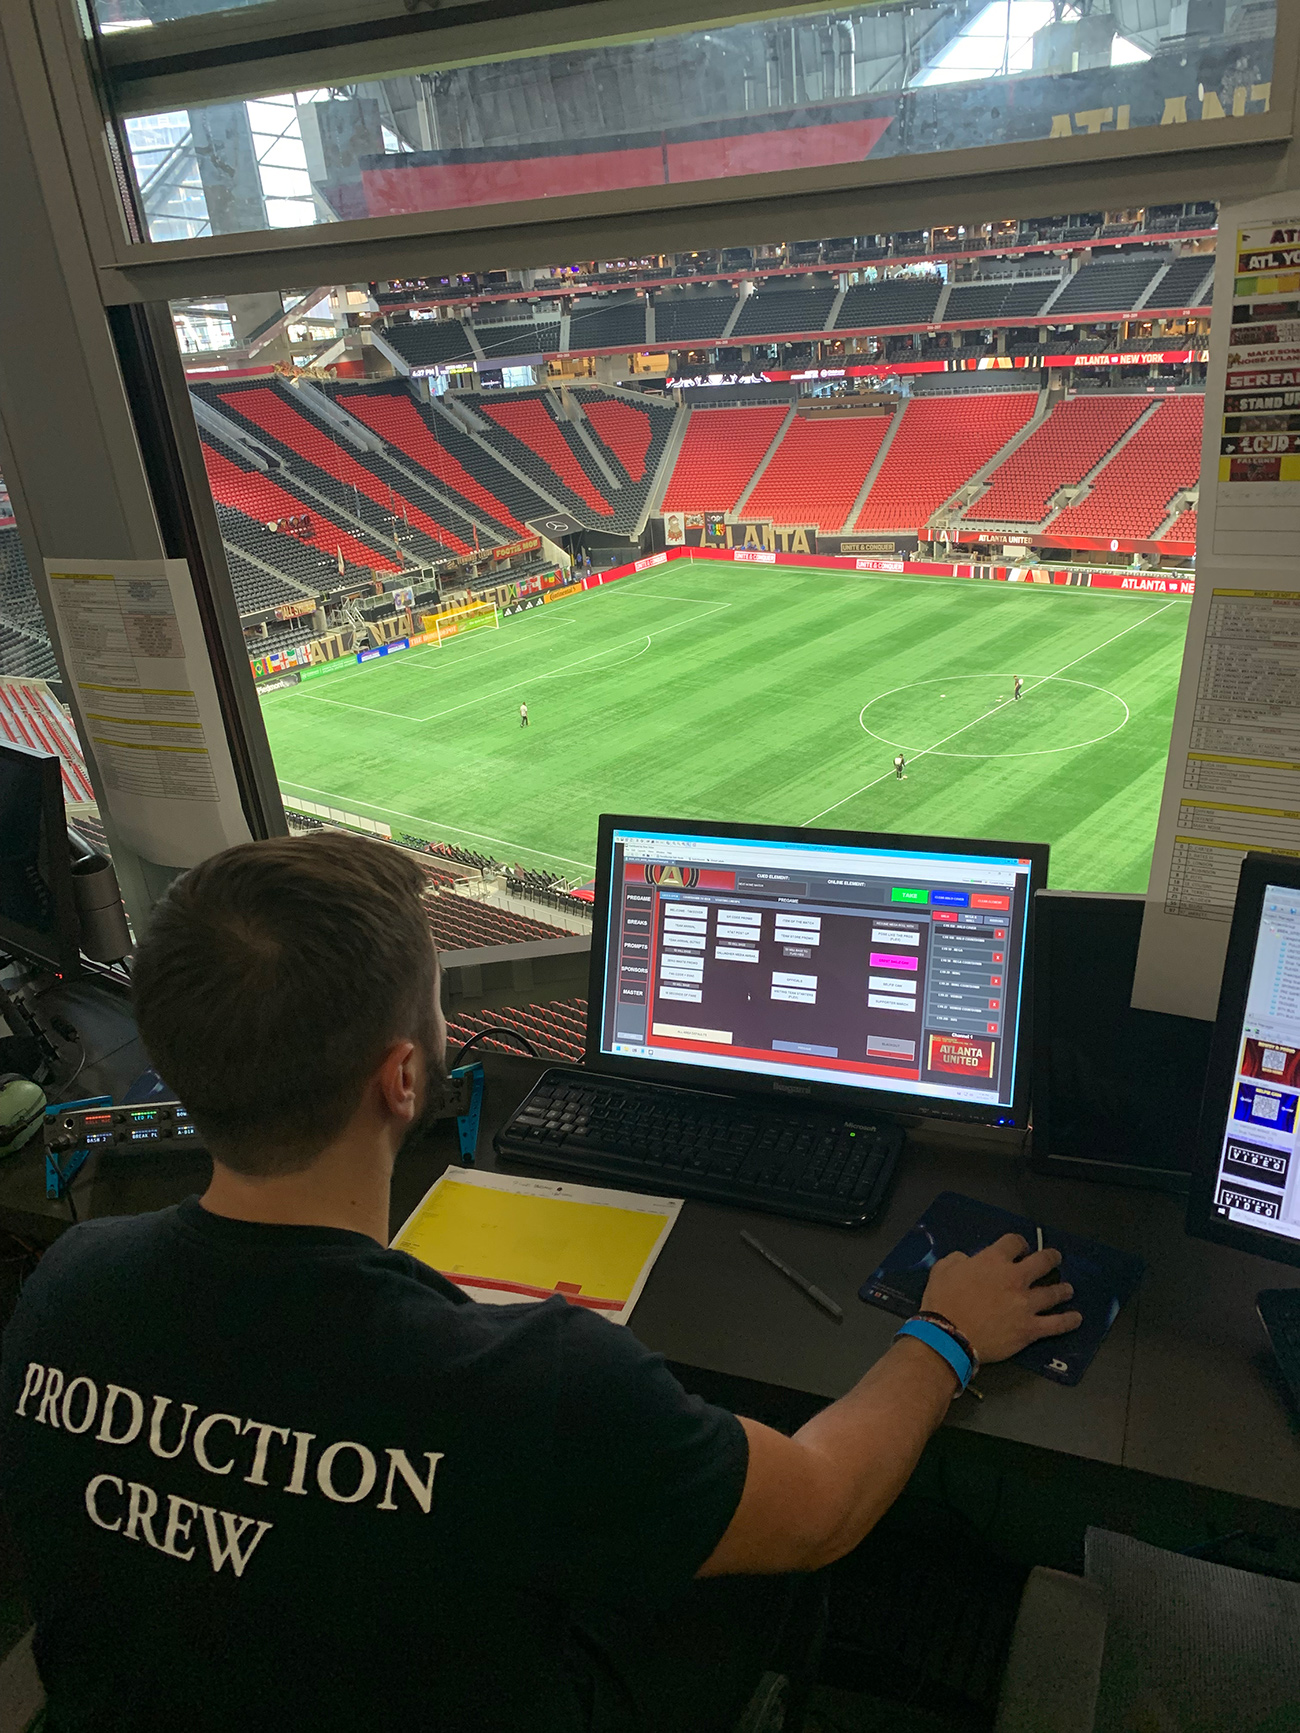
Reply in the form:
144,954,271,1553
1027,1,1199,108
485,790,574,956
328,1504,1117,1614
375,1040,419,1125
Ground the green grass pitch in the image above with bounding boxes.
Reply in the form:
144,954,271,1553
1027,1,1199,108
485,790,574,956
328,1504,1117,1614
259,560,1190,891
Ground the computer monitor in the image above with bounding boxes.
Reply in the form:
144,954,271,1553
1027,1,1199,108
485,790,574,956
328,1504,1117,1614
0,738,82,974
588,815,1048,1128
1188,853,1300,1268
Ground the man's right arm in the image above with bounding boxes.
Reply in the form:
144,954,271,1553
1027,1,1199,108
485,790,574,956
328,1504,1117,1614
698,1235,1083,1577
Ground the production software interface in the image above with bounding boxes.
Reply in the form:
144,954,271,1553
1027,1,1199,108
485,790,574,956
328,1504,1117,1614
600,829,1037,1109
1212,885,1300,1245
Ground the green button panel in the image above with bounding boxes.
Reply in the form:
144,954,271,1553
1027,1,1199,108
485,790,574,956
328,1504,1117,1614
891,886,928,904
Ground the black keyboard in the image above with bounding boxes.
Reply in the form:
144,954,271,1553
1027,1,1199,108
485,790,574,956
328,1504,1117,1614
494,1068,904,1227
1258,1288,1300,1405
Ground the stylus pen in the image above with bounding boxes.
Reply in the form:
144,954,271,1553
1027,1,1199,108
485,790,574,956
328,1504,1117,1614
740,1230,843,1321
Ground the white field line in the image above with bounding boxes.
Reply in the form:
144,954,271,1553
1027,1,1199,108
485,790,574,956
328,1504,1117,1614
278,780,596,871
283,567,680,697
801,598,1182,827
302,600,732,724
305,612,578,689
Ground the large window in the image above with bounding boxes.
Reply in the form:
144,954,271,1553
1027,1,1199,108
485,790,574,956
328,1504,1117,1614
169,205,1208,894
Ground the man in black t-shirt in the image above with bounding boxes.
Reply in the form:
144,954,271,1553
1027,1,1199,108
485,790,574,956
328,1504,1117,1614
0,833,1080,1731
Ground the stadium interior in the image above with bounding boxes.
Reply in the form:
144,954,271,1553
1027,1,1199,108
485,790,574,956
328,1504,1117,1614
1,201,1216,1064
6,1,1300,1725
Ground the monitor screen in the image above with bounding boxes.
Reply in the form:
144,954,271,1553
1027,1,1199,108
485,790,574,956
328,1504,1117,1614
0,739,80,973
591,818,1045,1123
1205,882,1300,1248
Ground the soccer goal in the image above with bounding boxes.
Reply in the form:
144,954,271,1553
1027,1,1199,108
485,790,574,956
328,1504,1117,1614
422,601,500,646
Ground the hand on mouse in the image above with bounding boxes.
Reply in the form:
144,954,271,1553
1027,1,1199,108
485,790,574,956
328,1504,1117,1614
920,1233,1084,1364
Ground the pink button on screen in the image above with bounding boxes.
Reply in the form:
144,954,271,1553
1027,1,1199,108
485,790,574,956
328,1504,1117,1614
870,952,918,970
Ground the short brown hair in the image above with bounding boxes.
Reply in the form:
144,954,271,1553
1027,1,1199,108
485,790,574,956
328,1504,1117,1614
133,832,439,1175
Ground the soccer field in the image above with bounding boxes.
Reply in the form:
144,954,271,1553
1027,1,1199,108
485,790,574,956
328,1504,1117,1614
259,560,1191,892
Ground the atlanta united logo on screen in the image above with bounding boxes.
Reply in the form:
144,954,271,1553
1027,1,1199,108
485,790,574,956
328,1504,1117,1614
647,863,701,889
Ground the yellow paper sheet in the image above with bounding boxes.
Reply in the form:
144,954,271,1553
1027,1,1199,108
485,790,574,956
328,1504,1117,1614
392,1168,681,1324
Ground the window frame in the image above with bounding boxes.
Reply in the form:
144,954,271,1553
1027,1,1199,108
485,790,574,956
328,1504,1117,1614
20,0,1297,306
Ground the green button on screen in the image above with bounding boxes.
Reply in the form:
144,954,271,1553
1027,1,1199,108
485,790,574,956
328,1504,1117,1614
891,887,928,904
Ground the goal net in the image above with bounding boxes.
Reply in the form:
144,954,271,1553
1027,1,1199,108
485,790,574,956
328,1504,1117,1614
422,601,500,646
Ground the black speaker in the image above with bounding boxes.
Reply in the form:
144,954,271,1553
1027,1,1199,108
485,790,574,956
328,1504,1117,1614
1031,890,1214,1190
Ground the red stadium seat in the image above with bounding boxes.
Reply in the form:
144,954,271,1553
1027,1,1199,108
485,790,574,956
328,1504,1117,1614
582,399,654,483
971,395,1149,524
480,399,613,516
336,391,526,534
661,406,789,514
201,444,402,573
856,393,1037,530
1048,396,1203,541
218,388,472,556
745,414,893,531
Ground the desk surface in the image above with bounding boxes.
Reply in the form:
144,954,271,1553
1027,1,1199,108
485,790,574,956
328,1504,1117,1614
3,1043,1298,1513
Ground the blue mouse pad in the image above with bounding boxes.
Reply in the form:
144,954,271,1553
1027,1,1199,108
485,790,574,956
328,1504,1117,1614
859,1192,1144,1386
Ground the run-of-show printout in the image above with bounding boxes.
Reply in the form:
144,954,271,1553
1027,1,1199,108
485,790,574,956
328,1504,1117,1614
1135,201,1300,1017
600,829,1035,1111
1207,886,1300,1247
42,557,251,867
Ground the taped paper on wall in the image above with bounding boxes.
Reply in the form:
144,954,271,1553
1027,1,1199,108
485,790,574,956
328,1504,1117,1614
43,557,251,867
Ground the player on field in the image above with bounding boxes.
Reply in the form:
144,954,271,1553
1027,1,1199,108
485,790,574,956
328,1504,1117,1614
520,702,529,729
894,753,907,780
1013,676,1023,702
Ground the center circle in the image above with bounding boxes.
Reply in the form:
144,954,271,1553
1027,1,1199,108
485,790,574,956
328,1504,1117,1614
859,674,1129,759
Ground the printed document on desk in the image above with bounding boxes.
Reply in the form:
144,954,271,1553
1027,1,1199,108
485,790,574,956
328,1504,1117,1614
392,1168,681,1324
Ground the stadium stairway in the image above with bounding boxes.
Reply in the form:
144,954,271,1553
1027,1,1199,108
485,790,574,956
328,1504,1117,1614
200,441,403,580
1045,394,1203,541
571,388,679,526
1160,507,1199,547
196,402,422,578
422,398,555,530
959,394,1151,526
331,384,524,541
476,392,617,526
731,405,796,515
743,412,894,532
855,392,1038,531
205,381,475,559
661,404,790,515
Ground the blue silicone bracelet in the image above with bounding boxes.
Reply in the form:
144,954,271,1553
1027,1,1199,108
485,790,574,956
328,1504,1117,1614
895,1317,973,1391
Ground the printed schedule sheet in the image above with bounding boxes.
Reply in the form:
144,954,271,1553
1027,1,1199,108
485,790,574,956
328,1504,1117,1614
1137,581,1300,1017
44,558,251,866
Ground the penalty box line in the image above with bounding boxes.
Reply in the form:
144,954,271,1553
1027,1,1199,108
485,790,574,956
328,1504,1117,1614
306,599,733,726
801,597,1183,827
297,577,730,722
